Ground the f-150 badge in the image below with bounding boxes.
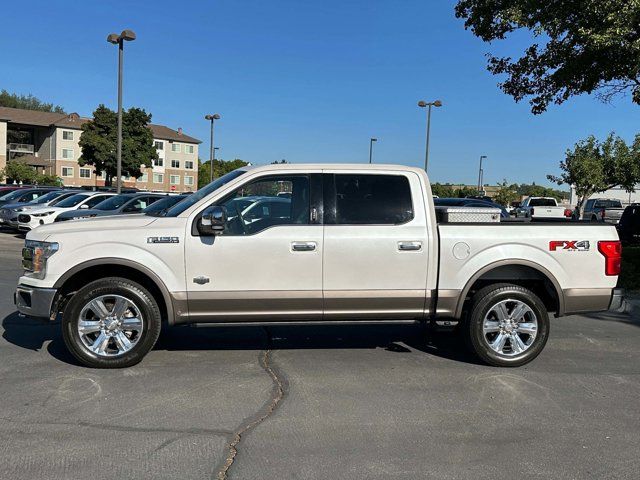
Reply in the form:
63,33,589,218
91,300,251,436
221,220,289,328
549,240,590,251
147,237,179,244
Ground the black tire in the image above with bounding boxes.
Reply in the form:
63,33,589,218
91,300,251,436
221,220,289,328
463,283,550,367
62,277,161,368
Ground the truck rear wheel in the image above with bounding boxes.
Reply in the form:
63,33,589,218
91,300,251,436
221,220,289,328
464,283,549,367
62,277,161,368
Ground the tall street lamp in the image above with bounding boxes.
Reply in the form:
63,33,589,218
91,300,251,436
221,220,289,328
417,99,442,173
477,155,487,193
107,29,136,193
369,137,377,164
205,113,221,182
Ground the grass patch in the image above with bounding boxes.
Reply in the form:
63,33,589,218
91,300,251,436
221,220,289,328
619,245,640,292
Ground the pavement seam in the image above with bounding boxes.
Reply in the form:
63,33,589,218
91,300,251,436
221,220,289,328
214,348,287,480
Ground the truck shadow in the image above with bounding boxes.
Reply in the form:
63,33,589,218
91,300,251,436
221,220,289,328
1,312,481,366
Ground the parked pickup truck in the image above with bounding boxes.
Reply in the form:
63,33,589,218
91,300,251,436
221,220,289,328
15,164,623,368
515,197,571,220
583,198,625,224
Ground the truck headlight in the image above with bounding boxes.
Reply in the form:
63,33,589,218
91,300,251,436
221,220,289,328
22,240,59,279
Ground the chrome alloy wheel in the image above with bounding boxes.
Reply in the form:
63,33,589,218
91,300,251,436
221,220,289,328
77,295,144,357
482,299,538,356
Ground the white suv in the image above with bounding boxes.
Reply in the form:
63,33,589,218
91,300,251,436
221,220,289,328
18,192,115,231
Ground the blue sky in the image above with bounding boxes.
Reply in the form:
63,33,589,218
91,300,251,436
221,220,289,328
3,0,639,188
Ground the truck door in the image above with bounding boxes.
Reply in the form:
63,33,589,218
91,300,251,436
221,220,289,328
322,171,429,320
184,172,323,322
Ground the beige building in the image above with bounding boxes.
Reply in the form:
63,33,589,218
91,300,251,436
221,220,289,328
0,106,200,192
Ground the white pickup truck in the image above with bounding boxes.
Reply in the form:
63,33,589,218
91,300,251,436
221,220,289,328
15,164,623,368
515,196,571,220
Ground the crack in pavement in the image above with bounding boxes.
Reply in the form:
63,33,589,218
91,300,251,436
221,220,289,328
214,345,288,480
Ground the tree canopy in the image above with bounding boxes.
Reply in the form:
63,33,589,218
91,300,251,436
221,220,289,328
455,1,640,113
198,158,249,188
0,161,60,186
78,105,158,186
548,133,640,207
0,89,65,113
493,180,519,206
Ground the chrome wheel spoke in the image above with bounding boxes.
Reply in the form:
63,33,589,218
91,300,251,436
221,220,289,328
512,334,527,354
78,320,101,335
91,332,110,354
483,320,500,333
510,302,528,321
111,297,131,318
495,303,509,321
518,322,537,335
121,317,143,332
113,331,132,351
490,333,508,352
89,299,110,319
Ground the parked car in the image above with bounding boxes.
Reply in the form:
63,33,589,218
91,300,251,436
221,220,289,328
17,192,116,231
0,187,59,209
617,204,640,245
515,197,572,220
0,190,78,229
54,193,166,222
583,198,625,224
15,164,622,369
434,197,510,219
142,194,190,216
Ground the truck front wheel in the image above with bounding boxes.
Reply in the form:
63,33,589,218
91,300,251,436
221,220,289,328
62,277,162,368
464,283,550,367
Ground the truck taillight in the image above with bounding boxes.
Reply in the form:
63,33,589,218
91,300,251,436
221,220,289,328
597,241,622,276
564,208,572,218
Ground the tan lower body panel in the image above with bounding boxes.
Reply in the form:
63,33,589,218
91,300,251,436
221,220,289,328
175,289,428,324
563,288,612,315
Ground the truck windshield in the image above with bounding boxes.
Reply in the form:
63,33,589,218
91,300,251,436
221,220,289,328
161,169,248,217
529,198,557,207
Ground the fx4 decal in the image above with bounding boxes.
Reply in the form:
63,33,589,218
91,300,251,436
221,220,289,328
549,240,590,251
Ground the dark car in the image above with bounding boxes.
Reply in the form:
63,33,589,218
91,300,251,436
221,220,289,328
434,197,510,219
0,187,59,208
55,193,166,221
142,194,190,215
617,204,640,245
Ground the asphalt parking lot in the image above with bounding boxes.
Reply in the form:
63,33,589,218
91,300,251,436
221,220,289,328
1,230,639,480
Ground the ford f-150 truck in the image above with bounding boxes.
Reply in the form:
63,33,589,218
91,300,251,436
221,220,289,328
515,196,572,220
15,164,623,368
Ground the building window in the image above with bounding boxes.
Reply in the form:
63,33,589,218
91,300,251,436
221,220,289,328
184,176,194,186
137,173,148,182
170,175,180,185
171,159,180,168
79,168,91,179
171,143,181,153
185,145,194,154
62,148,74,159
62,167,74,177
185,160,194,169
154,141,164,150
153,173,164,184
62,130,74,141
153,158,164,167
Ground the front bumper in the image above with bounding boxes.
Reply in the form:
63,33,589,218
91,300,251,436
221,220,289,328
14,284,57,319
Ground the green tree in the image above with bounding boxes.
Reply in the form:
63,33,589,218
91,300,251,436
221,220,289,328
198,158,249,189
455,1,640,113
0,161,61,186
430,183,455,197
0,89,65,113
547,133,640,208
516,183,568,201
455,186,479,198
78,104,157,186
493,180,519,206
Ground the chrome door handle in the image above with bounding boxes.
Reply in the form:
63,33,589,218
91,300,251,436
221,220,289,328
292,241,316,252
398,241,422,251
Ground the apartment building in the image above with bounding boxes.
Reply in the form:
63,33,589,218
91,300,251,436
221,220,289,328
0,106,200,192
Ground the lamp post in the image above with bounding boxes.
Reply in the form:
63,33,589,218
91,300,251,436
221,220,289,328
477,155,487,194
369,137,377,164
204,114,221,182
417,99,442,173
107,29,136,194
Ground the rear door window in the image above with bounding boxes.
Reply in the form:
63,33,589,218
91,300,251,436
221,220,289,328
332,174,413,225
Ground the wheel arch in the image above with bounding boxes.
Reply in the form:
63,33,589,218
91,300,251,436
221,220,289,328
455,259,565,318
53,258,176,325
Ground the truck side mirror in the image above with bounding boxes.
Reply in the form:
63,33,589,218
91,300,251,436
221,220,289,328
199,205,227,236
